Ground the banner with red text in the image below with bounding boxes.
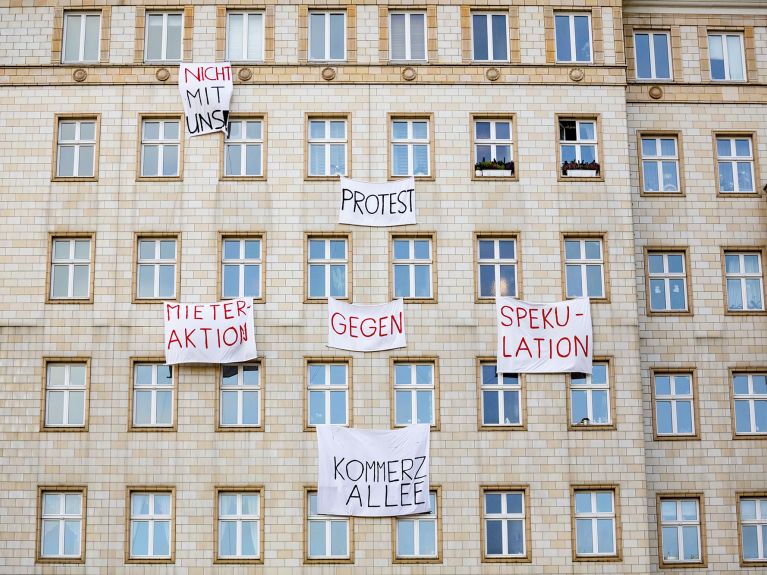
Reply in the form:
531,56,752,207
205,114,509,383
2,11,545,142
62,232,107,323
317,425,430,517
178,62,233,136
164,298,257,364
496,297,592,373
328,298,406,352
339,177,416,227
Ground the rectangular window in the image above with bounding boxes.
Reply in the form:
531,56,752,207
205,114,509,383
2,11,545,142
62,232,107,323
221,237,262,299
309,12,346,61
570,362,611,427
564,237,605,299
224,119,263,177
733,372,767,435
307,236,348,299
483,489,527,559
219,364,261,429
392,236,434,300
307,490,350,560
394,360,436,427
716,136,755,193
391,118,430,177
62,12,100,63
709,33,745,81
647,251,688,312
559,119,598,176
654,373,696,437
659,498,703,564
555,13,592,63
129,491,173,560
634,32,671,80
395,491,438,560
145,12,183,62
132,363,174,428
480,362,521,428
56,118,96,179
140,118,180,178
390,12,426,61
307,361,349,427
640,136,680,193
136,237,177,300
226,11,264,62
308,118,347,177
39,489,85,561
725,251,764,311
573,489,617,557
44,362,87,429
740,495,767,563
49,237,92,300
477,237,517,299
472,13,508,62
474,119,514,176
217,490,261,561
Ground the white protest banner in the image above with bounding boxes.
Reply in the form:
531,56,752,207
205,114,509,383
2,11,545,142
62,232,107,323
496,296,593,373
339,177,416,227
328,298,406,352
178,62,233,136
164,298,257,364
317,425,430,517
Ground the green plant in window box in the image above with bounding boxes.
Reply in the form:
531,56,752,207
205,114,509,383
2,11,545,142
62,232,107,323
562,160,600,177
474,159,515,177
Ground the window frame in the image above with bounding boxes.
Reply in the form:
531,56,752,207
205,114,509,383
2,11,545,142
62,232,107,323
730,369,767,439
567,358,615,431
221,115,267,180
388,11,428,62
125,487,175,564
136,114,184,182
390,232,438,303
554,12,593,64
644,248,692,315
392,486,442,563
470,11,510,63
470,114,518,181
570,485,622,562
561,233,610,302
707,31,747,82
480,485,532,563
304,486,354,564
40,357,91,432
129,358,177,432
650,369,700,441
46,233,96,304
391,357,440,430
556,115,603,181
213,486,264,564
36,486,87,564
305,114,351,180
61,10,103,64
304,357,352,432
225,10,266,63
388,113,435,181
308,11,347,62
633,30,673,81
143,10,185,63
216,362,264,432
474,233,521,302
132,233,180,303
656,494,706,567
218,233,266,303
52,115,100,182
304,233,352,303
722,247,766,315
637,131,684,196
713,132,760,197
476,358,526,431
737,492,767,566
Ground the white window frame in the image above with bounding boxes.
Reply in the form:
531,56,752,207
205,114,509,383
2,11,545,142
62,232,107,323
307,362,349,427
648,252,688,312
733,373,767,435
716,136,755,193
56,119,96,178
144,12,183,63
394,362,435,426
226,11,265,62
307,119,348,177
136,238,177,300
633,31,672,80
132,363,174,428
641,136,680,193
570,362,611,426
392,237,433,299
740,496,767,562
660,498,702,564
40,491,83,559
307,237,348,299
389,12,427,62
559,119,598,168
471,12,509,62
307,491,349,559
129,492,172,559
574,490,617,557
224,119,263,177
564,238,605,299
140,119,180,178
654,373,696,437
50,237,92,300
62,11,101,63
221,237,262,299
45,362,87,428
725,252,764,311
217,491,261,559
308,11,347,61
391,118,430,177
477,237,517,299
480,362,521,427
708,32,746,81
220,364,260,428
483,490,526,558
395,491,438,559
555,12,593,63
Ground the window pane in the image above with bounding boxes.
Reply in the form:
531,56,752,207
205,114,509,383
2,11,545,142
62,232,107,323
596,492,613,512
596,519,614,553
394,265,410,297
248,15,263,60
682,525,699,560
228,14,243,60
153,520,170,556
242,521,258,555
225,144,241,176
330,14,345,59
221,390,237,424
392,145,408,175
643,161,659,191
491,15,507,60
309,521,325,556
219,494,237,516
330,365,346,385
146,15,163,60
396,390,412,424
42,520,60,555
397,520,415,555
391,15,406,60
709,35,725,79
479,265,495,297
159,240,175,260
676,401,693,434
63,520,80,555
566,265,583,297
416,390,432,424
574,16,591,61
134,391,151,425
131,521,148,556
159,265,175,297
483,391,499,425
592,390,609,423
58,146,75,177
508,519,524,555
653,34,670,78
565,240,581,260
414,265,430,297
67,391,84,425
420,519,436,555
668,279,686,309
656,401,672,434
409,14,425,60
310,14,325,59
219,520,236,556
475,121,491,140
755,401,767,432
661,161,678,191
330,521,347,556
330,144,346,175
737,162,753,191
727,278,743,310
575,493,591,513
46,391,65,424
576,518,593,553
166,15,183,60
309,144,325,176
63,16,82,61
223,265,240,298
586,265,603,297
309,391,325,424
472,15,488,61
51,266,69,298
413,145,428,175
309,265,326,297
650,279,666,310
635,34,651,78
244,265,260,297
662,526,678,560
742,525,758,559
747,279,763,309
394,240,410,259
735,400,751,433
571,389,588,423
486,519,503,555
555,15,571,61
329,391,346,424
162,145,178,176
503,390,520,424
727,35,744,80
156,390,172,424
243,391,258,425
77,145,94,176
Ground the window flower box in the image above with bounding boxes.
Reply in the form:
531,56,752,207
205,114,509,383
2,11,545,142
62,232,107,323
562,160,600,177
474,160,514,178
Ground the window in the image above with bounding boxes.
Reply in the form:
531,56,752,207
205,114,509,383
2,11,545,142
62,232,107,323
55,118,96,179
654,373,696,437
559,119,598,175
307,236,348,299
307,362,348,427
555,13,592,63
145,12,183,62
472,13,508,61
740,495,767,563
221,237,262,300
136,237,177,300
573,489,617,558
308,118,347,177
564,238,605,299
306,491,350,560
659,498,703,564
395,491,439,561
474,119,514,176
725,251,764,311
392,236,434,300
483,489,527,559
309,12,345,61
49,237,92,301
132,363,174,428
640,136,679,193
570,362,611,427
140,119,180,178
224,119,263,177
391,118,430,177
708,33,745,81
634,32,671,80
44,362,87,429
129,491,173,560
394,361,436,427
219,364,261,429
647,251,688,312
62,12,100,63
390,12,426,61
227,11,264,62
217,490,262,561
38,490,84,561
716,136,755,193
480,362,521,428
477,237,517,299
733,372,767,435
